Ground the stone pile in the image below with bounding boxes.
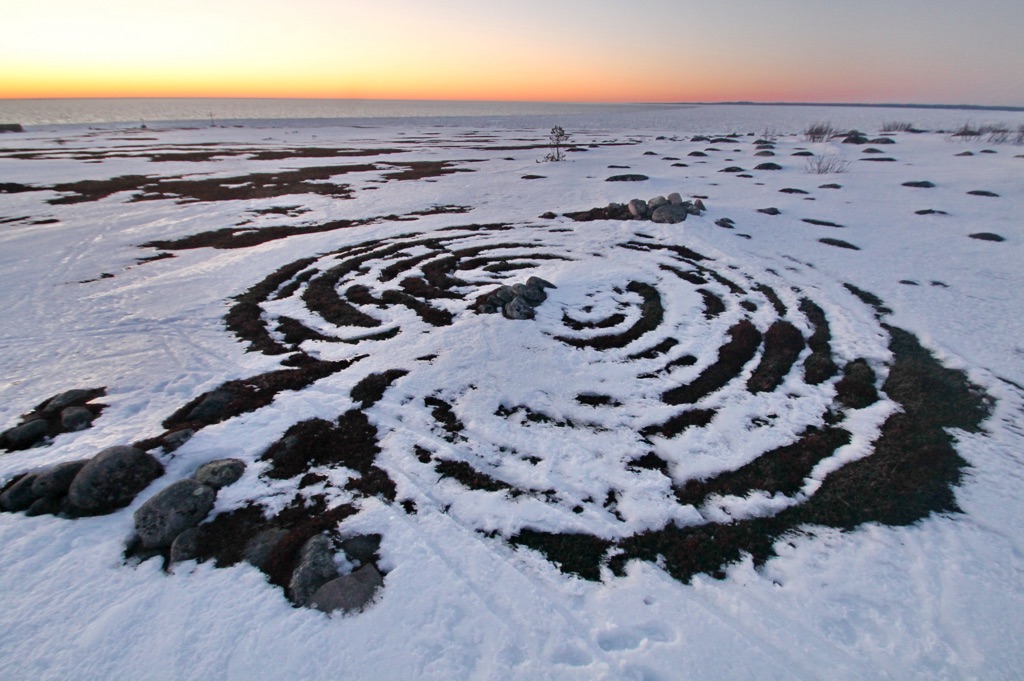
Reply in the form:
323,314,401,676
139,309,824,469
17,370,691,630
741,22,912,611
476,276,557,320
0,387,106,452
560,192,705,224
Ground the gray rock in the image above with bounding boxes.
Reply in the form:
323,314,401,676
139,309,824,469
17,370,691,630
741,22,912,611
169,526,202,563
134,478,216,549
689,199,706,214
244,528,289,571
1,474,40,512
627,198,648,218
513,283,546,305
525,276,556,290
667,192,683,205
26,496,63,517
67,446,164,515
289,534,339,606
186,389,233,423
60,406,94,431
341,534,382,565
309,565,384,614
162,429,194,452
650,204,690,224
504,296,535,320
193,458,245,489
492,286,515,304
647,196,668,210
32,460,88,498
42,389,96,414
3,419,51,449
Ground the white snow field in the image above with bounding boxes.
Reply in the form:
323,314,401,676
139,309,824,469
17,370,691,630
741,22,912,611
2,110,1024,680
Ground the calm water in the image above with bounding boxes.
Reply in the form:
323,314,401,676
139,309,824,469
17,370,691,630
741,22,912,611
2,98,1022,135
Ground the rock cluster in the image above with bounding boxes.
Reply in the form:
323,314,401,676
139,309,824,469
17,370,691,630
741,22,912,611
0,445,164,517
128,457,246,558
476,276,556,320
563,193,705,224
0,387,106,452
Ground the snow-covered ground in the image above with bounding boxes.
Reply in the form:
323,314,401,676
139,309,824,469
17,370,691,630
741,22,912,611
1,114,1023,680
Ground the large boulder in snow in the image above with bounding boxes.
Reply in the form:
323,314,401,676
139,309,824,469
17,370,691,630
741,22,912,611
289,534,339,606
2,419,50,450
134,478,216,549
31,459,89,498
309,564,384,614
650,203,690,224
193,458,245,489
0,474,40,512
67,446,164,515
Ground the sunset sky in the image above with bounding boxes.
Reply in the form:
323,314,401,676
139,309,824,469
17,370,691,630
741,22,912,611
3,0,1023,105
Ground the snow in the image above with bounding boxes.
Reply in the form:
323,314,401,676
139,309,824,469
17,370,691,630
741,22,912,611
2,110,1024,680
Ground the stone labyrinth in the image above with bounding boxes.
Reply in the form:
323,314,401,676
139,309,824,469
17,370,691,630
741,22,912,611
2,218,991,610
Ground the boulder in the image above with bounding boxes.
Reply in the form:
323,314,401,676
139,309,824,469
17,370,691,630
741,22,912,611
42,389,99,414
244,528,290,571
650,204,690,224
647,196,668,211
60,406,94,431
504,296,535,320
1,474,40,512
134,478,216,549
341,534,382,565
289,534,340,606
309,565,384,614
26,496,63,517
67,446,164,515
627,198,648,218
525,276,555,290
667,192,683,205
185,389,233,423
162,429,194,452
32,460,88,498
193,458,245,489
169,526,202,563
2,419,50,450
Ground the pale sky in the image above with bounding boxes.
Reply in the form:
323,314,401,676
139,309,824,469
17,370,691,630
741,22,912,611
3,0,1023,105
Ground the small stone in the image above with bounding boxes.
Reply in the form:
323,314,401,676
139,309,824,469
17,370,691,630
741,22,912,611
2,419,51,450
25,496,63,517
492,286,515,303
692,199,706,213
647,196,668,210
42,389,98,414
902,181,935,188
758,207,781,215
525,276,555,290
516,284,547,305
31,460,88,498
667,192,683,204
185,389,233,423
162,429,194,452
169,527,202,563
504,296,535,320
60,406,94,431
193,458,245,489
627,198,648,218
134,478,216,549
309,565,384,614
67,446,164,515
341,534,383,565
1,474,40,512
289,534,340,606
754,162,782,170
244,528,290,571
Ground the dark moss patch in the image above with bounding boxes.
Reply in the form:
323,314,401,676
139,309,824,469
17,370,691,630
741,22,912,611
779,188,809,194
968,232,1005,242
819,183,841,189
819,238,860,250
511,530,611,581
758,207,781,215
350,369,409,407
628,338,679,360
802,218,844,228
259,409,380,480
424,397,464,440
663,320,762,405
605,174,649,182
641,409,716,439
747,321,806,393
835,359,879,409
902,181,935,188
915,209,948,216
698,289,726,319
556,282,663,350
436,460,515,494
843,283,892,317
575,394,621,407
799,299,837,385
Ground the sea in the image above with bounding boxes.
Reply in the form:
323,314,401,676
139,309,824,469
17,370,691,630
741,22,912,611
2,98,1023,135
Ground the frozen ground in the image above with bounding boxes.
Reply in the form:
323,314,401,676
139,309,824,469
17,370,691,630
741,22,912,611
1,115,1023,680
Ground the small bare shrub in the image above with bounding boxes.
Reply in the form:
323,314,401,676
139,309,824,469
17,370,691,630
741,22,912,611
542,125,570,162
804,122,837,143
806,153,850,174
881,121,915,133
